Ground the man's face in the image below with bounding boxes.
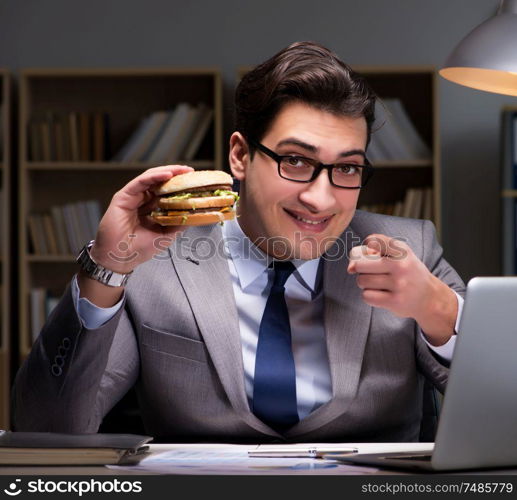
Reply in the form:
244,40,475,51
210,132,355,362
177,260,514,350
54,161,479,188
230,101,368,260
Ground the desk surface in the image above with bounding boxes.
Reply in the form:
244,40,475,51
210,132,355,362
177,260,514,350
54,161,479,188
0,443,515,476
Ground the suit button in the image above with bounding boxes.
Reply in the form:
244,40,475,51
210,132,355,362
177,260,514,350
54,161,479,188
62,338,71,350
54,355,65,367
51,364,62,376
58,346,67,357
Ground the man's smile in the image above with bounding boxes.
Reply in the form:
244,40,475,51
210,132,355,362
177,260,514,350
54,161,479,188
283,208,335,232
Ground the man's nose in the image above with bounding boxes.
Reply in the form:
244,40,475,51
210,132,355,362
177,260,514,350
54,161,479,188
297,169,337,212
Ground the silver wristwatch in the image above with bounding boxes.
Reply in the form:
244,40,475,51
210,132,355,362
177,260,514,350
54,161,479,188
76,240,133,287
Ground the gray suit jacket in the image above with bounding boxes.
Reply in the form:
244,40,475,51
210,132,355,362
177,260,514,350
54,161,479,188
12,211,465,442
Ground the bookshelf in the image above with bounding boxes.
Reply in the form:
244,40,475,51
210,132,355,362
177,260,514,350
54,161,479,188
18,68,223,359
353,67,440,235
501,106,517,275
237,65,440,235
0,70,10,428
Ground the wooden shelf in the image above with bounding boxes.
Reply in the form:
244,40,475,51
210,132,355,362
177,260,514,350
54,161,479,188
19,67,224,362
502,190,517,198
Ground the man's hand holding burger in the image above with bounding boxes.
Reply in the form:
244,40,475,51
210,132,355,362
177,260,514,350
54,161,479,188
348,234,458,347
78,165,194,307
78,166,239,307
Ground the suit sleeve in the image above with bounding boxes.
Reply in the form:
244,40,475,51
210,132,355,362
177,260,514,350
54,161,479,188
11,281,139,432
414,219,466,392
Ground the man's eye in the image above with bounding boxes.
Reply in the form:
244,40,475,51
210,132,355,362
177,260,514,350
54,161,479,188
286,156,307,167
336,165,360,175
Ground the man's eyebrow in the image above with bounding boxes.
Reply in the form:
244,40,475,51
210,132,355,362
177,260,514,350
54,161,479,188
276,138,366,158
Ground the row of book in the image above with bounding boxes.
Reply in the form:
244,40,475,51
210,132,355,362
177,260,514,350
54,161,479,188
113,102,213,163
0,189,3,252
30,287,59,342
368,98,432,163
28,111,110,162
359,187,433,220
28,200,102,256
0,104,3,159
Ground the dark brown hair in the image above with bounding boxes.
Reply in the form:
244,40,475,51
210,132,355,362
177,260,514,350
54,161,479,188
235,41,376,156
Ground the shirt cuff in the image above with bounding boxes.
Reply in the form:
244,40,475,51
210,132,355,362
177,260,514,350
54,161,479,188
421,290,463,362
72,274,124,330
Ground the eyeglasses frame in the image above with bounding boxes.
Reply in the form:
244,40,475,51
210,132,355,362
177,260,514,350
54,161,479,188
248,138,374,189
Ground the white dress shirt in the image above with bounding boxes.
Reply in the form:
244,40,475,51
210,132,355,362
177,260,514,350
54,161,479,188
72,218,461,419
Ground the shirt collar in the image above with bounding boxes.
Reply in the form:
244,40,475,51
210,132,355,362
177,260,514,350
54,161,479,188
222,218,321,293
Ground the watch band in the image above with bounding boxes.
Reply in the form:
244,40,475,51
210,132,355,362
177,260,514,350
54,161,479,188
76,240,133,287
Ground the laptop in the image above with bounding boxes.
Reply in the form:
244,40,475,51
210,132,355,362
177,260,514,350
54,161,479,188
332,277,517,472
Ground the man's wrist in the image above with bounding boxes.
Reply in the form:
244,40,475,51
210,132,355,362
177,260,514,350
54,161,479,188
89,242,137,275
77,241,134,287
416,278,458,346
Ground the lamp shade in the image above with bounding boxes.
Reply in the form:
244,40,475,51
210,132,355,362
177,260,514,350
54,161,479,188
439,0,517,96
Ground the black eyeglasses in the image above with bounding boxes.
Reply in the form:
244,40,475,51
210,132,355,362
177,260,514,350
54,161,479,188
249,139,374,189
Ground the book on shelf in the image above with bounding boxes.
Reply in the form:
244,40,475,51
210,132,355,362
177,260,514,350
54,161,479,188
111,102,214,164
0,188,3,253
112,115,151,162
145,103,191,163
28,111,110,162
30,288,61,342
0,431,152,465
183,106,214,161
41,214,59,255
93,111,105,161
29,200,102,256
385,99,431,160
27,214,48,255
359,187,433,221
68,111,80,161
162,104,202,163
368,98,431,163
0,103,3,159
53,115,66,161
78,111,91,161
113,110,171,162
50,205,70,254
40,119,52,162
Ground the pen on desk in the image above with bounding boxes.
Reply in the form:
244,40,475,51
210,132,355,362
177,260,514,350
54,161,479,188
248,447,358,459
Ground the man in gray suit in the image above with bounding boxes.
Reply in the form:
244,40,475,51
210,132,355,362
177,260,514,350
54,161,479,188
12,42,464,443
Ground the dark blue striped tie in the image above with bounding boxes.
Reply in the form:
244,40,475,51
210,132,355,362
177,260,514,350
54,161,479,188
253,260,299,431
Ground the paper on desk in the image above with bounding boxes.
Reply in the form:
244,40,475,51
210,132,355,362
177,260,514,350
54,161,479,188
109,442,433,475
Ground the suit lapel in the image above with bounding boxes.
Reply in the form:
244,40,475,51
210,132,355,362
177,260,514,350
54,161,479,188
287,225,373,438
170,224,276,435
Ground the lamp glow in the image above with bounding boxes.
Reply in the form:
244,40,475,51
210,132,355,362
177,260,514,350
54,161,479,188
439,0,517,96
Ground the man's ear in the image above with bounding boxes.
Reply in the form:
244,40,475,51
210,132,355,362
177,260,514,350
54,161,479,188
229,132,249,181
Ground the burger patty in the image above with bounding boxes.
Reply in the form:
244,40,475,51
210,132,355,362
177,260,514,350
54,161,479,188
154,206,233,214
164,184,232,195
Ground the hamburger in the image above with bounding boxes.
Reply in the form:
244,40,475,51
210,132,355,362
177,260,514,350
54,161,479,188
149,170,239,226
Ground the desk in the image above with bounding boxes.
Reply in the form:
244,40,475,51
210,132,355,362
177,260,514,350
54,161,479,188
0,443,423,476
0,443,516,476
